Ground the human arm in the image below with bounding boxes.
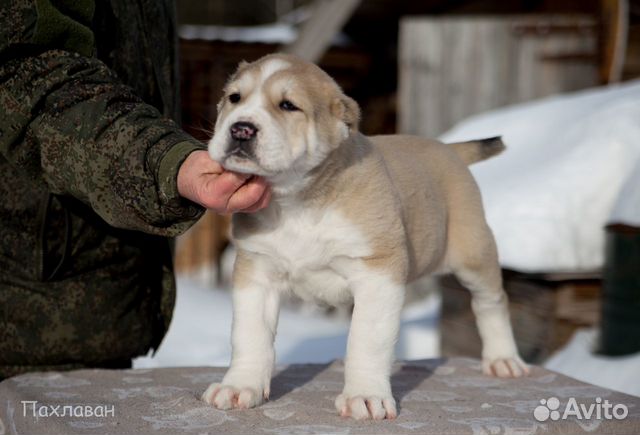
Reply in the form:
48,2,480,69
0,0,268,236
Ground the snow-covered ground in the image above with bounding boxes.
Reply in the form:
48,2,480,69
135,277,640,398
544,329,640,398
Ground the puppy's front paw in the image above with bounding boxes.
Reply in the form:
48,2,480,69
483,355,530,378
201,383,266,410
335,393,397,420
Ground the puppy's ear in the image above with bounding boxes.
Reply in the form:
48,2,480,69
236,60,250,73
331,95,360,133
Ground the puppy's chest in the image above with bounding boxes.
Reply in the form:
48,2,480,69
238,208,372,303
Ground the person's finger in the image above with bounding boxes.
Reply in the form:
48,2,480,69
225,176,269,212
226,176,269,212
240,185,271,213
208,171,252,200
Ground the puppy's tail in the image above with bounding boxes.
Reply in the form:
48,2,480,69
449,136,505,165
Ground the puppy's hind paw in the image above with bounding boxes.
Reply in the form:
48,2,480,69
483,356,530,378
335,393,397,420
202,382,265,410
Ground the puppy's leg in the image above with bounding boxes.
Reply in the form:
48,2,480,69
202,252,281,410
336,272,404,420
449,223,529,378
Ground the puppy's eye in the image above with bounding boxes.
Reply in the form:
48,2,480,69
229,93,241,104
279,100,300,111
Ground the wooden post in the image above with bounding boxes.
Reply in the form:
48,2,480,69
283,0,361,62
600,0,629,83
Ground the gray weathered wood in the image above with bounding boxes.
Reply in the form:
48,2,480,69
283,0,361,62
399,16,599,138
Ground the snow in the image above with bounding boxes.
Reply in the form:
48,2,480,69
134,276,440,368
179,23,298,44
544,329,640,398
440,79,640,273
178,21,350,46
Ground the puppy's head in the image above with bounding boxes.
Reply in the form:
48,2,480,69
209,54,360,182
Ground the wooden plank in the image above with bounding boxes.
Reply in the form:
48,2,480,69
174,212,230,285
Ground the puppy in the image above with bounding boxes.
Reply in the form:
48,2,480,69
201,54,528,420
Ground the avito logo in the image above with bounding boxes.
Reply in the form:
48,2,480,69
534,397,628,422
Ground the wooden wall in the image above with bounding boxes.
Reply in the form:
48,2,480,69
398,15,599,138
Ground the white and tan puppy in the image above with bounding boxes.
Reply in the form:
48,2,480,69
201,54,529,420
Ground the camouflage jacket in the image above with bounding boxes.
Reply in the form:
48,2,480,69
0,0,206,379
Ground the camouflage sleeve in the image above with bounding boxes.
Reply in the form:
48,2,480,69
0,1,206,236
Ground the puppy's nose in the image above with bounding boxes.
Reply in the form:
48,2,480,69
230,122,258,141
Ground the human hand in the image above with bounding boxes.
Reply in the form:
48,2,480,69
177,150,271,214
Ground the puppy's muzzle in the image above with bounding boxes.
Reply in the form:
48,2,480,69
228,121,258,158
